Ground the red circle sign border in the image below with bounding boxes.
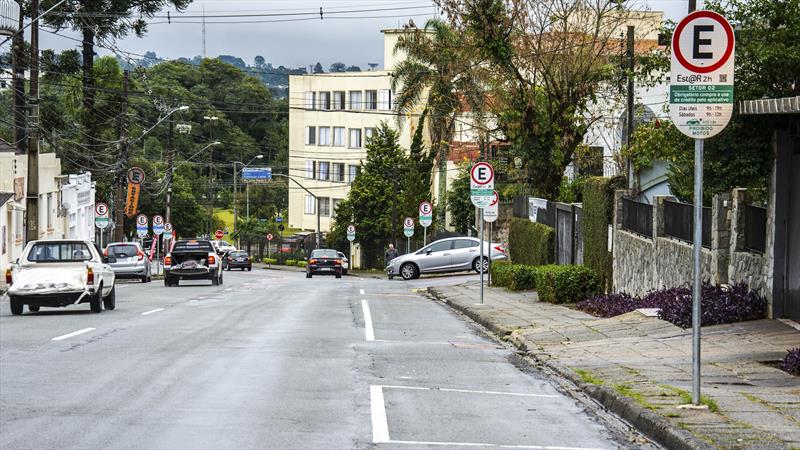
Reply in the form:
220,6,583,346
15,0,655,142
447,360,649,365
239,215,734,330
470,162,494,186
127,167,146,185
672,10,734,74
419,201,432,215
95,202,108,216
215,230,224,239
136,214,148,226
267,233,273,240
489,191,499,207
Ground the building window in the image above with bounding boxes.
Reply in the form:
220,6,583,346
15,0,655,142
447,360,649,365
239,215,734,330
306,160,316,179
364,127,376,143
349,91,362,110
333,91,345,110
319,197,331,217
348,165,360,184
305,126,316,145
318,161,330,181
305,91,316,110
333,127,345,147
319,127,331,146
304,195,316,215
348,129,362,148
319,91,331,110
365,90,378,110
332,163,345,182
378,89,392,110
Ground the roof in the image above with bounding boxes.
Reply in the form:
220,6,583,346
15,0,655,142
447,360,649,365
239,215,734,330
739,96,800,115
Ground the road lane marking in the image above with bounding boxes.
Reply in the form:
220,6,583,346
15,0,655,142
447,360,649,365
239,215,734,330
380,384,559,398
362,300,375,341
141,308,165,316
370,385,390,443
382,440,606,449
51,328,95,341
360,289,366,295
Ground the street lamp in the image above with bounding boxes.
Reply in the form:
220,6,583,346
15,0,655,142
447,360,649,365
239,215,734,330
271,173,321,249
232,154,264,243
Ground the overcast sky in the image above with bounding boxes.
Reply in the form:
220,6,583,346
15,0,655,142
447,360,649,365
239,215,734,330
32,0,691,71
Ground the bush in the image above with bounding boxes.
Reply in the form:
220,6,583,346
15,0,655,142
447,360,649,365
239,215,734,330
781,348,800,376
508,218,554,265
297,261,308,268
576,282,767,328
582,176,626,292
536,265,601,304
285,259,297,266
262,258,277,265
490,262,515,288
491,263,539,290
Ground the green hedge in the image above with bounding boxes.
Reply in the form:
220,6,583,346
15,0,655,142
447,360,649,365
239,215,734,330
286,259,298,266
262,258,277,265
581,176,626,292
508,218,554,265
297,261,308,268
491,262,600,302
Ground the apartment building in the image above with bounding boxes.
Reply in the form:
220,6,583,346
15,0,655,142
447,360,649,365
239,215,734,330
287,30,419,233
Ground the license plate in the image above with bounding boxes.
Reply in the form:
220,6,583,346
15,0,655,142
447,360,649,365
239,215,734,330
319,267,331,271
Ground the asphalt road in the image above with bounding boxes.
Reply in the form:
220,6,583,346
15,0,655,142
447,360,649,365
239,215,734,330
1,268,631,450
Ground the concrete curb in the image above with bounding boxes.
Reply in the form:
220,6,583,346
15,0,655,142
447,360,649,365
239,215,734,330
427,287,715,450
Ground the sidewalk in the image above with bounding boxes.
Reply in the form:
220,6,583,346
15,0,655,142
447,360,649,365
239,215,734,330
428,283,800,450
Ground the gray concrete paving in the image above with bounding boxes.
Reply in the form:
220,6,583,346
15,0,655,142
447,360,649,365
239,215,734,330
2,270,629,449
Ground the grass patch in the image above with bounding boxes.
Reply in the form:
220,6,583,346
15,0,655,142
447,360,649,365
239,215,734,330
574,369,604,385
613,383,658,410
665,412,682,418
660,385,720,412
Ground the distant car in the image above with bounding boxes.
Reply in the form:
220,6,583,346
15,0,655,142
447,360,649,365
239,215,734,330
5,240,117,314
385,237,507,280
306,249,343,279
104,242,151,283
212,240,236,255
225,250,252,271
163,240,223,287
337,252,349,275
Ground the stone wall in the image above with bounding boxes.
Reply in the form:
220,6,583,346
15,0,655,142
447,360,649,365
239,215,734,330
613,229,656,297
728,188,771,306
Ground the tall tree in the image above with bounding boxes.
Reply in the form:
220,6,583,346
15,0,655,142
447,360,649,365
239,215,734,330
329,62,347,72
391,18,485,225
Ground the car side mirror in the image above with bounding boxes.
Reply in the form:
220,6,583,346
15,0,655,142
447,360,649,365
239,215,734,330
103,256,116,264
426,249,432,255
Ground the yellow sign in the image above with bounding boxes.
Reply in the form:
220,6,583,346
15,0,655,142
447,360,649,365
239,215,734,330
124,182,140,218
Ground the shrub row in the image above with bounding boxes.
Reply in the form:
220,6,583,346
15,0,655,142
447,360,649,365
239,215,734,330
285,259,298,266
262,258,277,265
490,262,601,303
297,261,308,268
576,282,767,328
508,218,554,266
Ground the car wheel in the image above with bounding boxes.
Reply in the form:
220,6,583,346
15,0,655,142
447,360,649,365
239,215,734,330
103,286,116,310
164,277,171,287
336,272,342,279
473,257,490,273
90,287,103,313
307,272,312,278
400,263,418,281
28,305,40,312
141,274,148,283
9,297,23,315
248,266,252,271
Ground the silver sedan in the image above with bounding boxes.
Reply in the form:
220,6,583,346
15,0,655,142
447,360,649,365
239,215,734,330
386,237,507,280
105,242,152,283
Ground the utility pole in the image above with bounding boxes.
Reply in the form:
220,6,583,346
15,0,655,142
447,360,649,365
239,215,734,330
114,70,129,242
625,25,635,188
12,2,26,155
165,115,175,225
233,161,238,241
24,0,40,244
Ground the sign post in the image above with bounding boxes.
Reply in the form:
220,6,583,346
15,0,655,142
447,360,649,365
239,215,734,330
418,201,432,246
135,214,149,239
152,215,164,274
94,202,110,247
484,191,499,286
347,224,356,270
214,229,224,241
470,162,495,305
403,217,414,254
670,10,734,406
266,233,273,264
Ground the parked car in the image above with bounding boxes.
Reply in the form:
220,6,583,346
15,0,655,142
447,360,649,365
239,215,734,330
4,240,117,314
306,249,343,279
337,252,350,275
212,240,236,255
104,242,151,283
163,240,223,287
385,237,507,280
225,250,252,271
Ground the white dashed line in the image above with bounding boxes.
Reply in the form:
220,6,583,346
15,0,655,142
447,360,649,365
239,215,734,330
51,328,96,341
141,308,165,316
361,299,375,342
370,385,390,443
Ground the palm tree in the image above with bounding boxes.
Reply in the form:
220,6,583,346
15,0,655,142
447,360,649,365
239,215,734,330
391,19,485,226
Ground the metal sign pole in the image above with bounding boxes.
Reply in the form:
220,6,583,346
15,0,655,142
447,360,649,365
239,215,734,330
479,208,484,304
407,236,410,254
692,138,704,404
423,227,427,247
488,222,492,287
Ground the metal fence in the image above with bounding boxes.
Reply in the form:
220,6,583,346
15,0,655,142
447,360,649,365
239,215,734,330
621,197,653,238
663,199,712,248
744,204,767,253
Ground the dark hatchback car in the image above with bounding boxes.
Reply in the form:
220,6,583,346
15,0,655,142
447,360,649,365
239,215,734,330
225,251,252,271
305,249,343,279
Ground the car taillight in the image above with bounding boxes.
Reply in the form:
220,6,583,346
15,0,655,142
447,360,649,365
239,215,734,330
208,255,216,265
137,250,145,260
493,245,506,254
87,267,94,285
164,255,172,266
103,248,108,256
309,258,317,264
4,268,12,285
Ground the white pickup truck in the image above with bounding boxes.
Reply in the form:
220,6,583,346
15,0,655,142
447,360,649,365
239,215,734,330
4,240,117,315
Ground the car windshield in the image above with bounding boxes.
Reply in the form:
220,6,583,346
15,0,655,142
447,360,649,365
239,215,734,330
231,251,248,257
27,242,93,263
107,244,139,257
311,249,339,258
173,240,214,252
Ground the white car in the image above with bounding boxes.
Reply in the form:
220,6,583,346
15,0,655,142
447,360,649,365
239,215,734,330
337,252,350,275
385,237,507,280
4,240,116,315
212,239,236,255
